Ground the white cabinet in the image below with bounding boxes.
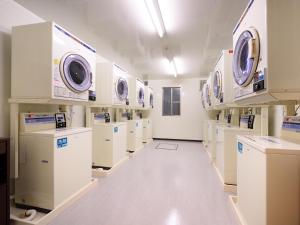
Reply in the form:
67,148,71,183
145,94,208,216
15,128,92,210
92,122,127,168
215,126,256,185
237,135,300,225
142,119,152,143
127,120,143,152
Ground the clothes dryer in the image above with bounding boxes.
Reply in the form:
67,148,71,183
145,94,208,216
232,0,300,104
144,86,154,109
212,50,234,108
95,63,129,106
129,78,145,108
12,22,96,101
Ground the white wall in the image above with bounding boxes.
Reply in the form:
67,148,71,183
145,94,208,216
0,0,43,137
148,78,208,140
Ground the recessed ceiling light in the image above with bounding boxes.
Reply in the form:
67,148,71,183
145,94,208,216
144,0,165,37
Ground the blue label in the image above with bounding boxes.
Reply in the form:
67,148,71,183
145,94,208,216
114,127,118,133
258,71,265,81
238,142,243,154
57,137,68,149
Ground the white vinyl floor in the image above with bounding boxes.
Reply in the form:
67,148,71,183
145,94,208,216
49,140,239,225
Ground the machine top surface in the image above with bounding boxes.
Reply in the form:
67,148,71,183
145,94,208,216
20,127,92,137
237,135,300,154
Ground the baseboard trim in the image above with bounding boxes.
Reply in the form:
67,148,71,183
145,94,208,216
153,138,202,142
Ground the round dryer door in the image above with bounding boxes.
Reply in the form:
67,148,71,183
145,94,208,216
201,91,206,109
115,78,128,101
233,28,260,87
205,85,211,106
60,53,92,93
213,71,222,99
149,93,154,108
138,88,144,105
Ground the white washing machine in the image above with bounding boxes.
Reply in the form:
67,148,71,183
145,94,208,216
142,118,153,143
207,120,221,161
144,86,154,109
232,0,300,104
15,113,92,211
91,113,127,169
127,119,144,152
11,22,96,102
237,135,300,225
212,50,234,108
94,63,129,106
215,115,261,187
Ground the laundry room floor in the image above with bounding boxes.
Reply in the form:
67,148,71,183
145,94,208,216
49,141,239,225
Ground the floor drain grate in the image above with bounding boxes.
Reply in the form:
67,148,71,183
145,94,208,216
155,143,178,150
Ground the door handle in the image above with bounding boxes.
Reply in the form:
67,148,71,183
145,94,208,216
105,139,111,141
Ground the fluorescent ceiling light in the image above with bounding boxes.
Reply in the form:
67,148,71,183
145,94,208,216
170,58,178,77
144,0,165,37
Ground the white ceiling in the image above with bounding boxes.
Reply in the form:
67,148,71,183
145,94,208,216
15,0,248,79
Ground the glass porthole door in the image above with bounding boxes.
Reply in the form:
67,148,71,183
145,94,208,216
233,28,260,87
115,78,129,101
205,84,211,106
213,71,222,99
150,93,154,108
60,53,92,92
138,88,144,105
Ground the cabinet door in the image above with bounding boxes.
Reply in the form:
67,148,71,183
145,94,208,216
237,142,266,225
127,121,136,151
54,131,92,207
215,128,224,177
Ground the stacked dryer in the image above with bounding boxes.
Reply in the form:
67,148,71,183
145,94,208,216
212,50,234,108
144,86,154,109
232,0,300,104
94,63,130,106
130,78,145,108
12,22,96,102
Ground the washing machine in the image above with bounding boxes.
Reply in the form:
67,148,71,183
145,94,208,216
129,78,145,108
237,134,300,225
212,50,234,108
207,119,225,161
91,113,127,169
127,119,144,152
144,86,154,109
232,0,300,104
215,114,261,187
15,113,92,211
11,22,96,102
142,118,153,143
94,63,129,106
202,120,209,147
